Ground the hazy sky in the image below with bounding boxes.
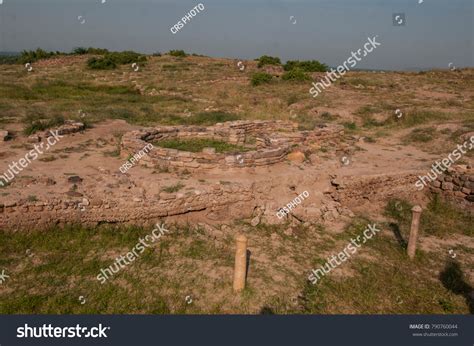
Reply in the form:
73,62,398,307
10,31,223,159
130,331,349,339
0,0,472,70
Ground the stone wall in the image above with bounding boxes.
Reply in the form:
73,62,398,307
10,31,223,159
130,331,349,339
0,183,255,231
429,166,474,203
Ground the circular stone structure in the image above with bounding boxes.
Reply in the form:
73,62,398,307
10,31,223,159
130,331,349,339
121,120,344,171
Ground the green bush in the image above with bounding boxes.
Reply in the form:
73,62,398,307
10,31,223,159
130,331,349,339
168,50,187,58
105,51,146,65
18,48,58,64
86,51,145,70
86,57,117,70
0,54,19,65
72,47,109,55
72,47,88,55
257,55,281,68
283,60,328,72
251,72,273,86
86,47,109,55
282,68,311,82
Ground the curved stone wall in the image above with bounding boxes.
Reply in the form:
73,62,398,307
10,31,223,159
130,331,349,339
121,121,344,171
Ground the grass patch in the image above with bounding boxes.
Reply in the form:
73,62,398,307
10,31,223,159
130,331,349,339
0,224,173,314
297,215,472,314
388,110,451,128
403,127,437,143
161,182,185,193
385,196,473,238
23,114,65,135
155,138,248,153
295,113,324,131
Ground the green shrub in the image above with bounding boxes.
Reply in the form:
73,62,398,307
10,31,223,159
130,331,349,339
343,122,357,130
72,47,109,55
105,51,146,65
86,57,117,70
0,54,19,65
251,72,273,86
161,182,185,193
257,55,281,68
72,47,88,55
86,47,109,55
168,50,187,58
86,51,145,69
282,68,311,82
283,60,328,72
18,48,58,64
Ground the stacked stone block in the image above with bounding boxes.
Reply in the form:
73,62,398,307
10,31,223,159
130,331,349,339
430,166,474,203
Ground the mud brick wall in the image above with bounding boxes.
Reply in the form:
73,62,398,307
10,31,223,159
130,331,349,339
0,184,256,231
430,167,474,203
332,173,423,203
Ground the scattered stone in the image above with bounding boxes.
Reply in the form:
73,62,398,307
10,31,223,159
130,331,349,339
441,182,454,191
331,178,342,187
38,177,56,186
283,228,294,236
202,147,216,154
68,176,83,184
159,192,175,200
0,130,9,141
287,151,305,163
66,191,83,197
250,216,260,227
460,132,474,142
45,120,85,137
27,134,41,143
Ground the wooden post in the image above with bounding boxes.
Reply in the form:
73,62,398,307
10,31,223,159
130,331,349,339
407,205,422,259
233,234,248,292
